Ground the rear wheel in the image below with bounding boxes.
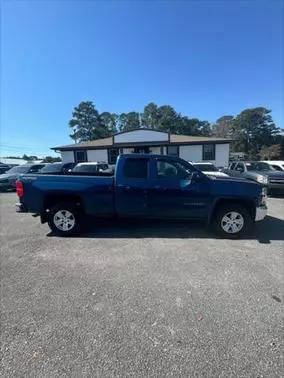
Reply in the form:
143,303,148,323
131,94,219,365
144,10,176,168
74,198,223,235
213,204,253,238
48,203,81,236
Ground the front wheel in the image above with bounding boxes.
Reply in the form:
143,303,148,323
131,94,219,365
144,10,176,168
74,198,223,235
48,203,81,236
213,204,253,238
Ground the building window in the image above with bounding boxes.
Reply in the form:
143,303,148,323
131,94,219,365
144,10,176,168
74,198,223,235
108,148,119,164
74,150,87,163
167,145,179,157
203,144,215,161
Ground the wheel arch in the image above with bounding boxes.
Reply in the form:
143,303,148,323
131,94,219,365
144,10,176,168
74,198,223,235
43,194,84,213
209,197,256,224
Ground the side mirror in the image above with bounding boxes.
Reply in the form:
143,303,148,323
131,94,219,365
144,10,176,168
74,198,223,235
191,171,202,183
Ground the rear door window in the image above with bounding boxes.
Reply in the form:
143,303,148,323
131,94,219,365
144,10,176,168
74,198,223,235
123,159,148,179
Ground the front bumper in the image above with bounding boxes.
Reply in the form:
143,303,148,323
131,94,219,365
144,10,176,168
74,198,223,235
255,205,267,221
0,182,13,190
269,182,284,192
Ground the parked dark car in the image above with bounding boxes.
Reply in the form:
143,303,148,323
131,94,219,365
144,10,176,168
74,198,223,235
0,164,12,175
225,161,284,194
0,164,46,191
16,154,267,238
39,162,76,175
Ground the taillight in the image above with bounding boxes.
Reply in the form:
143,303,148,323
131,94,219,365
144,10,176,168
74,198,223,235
16,180,24,197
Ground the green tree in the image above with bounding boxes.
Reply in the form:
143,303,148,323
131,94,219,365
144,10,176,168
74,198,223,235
199,121,212,136
141,103,160,129
42,156,62,163
231,107,279,158
156,105,180,133
281,136,284,158
69,101,109,142
259,144,281,160
212,116,234,138
100,112,118,134
177,117,211,136
22,154,38,161
118,112,141,132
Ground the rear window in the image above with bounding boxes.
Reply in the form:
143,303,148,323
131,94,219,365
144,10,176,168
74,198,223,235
73,164,98,173
123,159,148,179
40,164,62,173
6,165,31,174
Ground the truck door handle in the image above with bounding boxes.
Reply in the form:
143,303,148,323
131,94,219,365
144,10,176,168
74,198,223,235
117,184,131,190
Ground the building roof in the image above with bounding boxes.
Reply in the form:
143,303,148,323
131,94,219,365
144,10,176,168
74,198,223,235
52,129,230,151
170,134,227,143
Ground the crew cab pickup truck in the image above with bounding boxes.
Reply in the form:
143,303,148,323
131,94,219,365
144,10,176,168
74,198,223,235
16,154,267,238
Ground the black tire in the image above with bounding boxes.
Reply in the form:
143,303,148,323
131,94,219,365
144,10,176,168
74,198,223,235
212,204,253,239
48,202,81,236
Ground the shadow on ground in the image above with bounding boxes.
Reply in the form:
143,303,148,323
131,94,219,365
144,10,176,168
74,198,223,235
48,215,284,244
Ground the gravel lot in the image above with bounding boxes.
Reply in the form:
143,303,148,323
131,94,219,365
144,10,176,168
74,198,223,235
0,192,283,377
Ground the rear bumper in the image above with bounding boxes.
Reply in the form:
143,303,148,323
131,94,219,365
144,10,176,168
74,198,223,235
255,205,267,221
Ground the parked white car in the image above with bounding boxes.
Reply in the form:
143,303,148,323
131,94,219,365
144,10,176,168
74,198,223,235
72,162,113,175
192,162,229,177
260,161,284,172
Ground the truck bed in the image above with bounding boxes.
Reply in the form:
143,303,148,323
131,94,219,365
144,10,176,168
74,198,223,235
19,174,114,216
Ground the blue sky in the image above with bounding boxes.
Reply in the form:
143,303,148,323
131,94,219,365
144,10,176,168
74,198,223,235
1,0,283,157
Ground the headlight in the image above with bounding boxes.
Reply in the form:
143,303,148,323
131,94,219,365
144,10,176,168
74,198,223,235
256,175,268,184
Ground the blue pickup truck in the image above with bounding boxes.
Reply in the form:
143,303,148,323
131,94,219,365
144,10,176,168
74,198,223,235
16,154,267,238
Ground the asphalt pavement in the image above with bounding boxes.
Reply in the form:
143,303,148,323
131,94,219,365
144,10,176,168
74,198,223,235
0,192,283,377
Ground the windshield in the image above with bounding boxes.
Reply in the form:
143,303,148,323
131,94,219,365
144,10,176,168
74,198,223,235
245,162,275,171
194,164,218,172
6,165,31,174
73,164,98,173
40,164,62,173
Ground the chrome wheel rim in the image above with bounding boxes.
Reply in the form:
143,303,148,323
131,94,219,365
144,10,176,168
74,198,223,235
221,211,244,234
53,210,75,231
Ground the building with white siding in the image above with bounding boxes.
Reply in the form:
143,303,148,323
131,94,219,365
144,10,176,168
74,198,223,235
52,129,231,167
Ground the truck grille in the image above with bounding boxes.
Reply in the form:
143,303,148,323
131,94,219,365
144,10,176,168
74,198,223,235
269,179,284,184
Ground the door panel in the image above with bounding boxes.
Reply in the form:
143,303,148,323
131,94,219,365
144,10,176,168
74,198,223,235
115,158,150,217
148,159,211,219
